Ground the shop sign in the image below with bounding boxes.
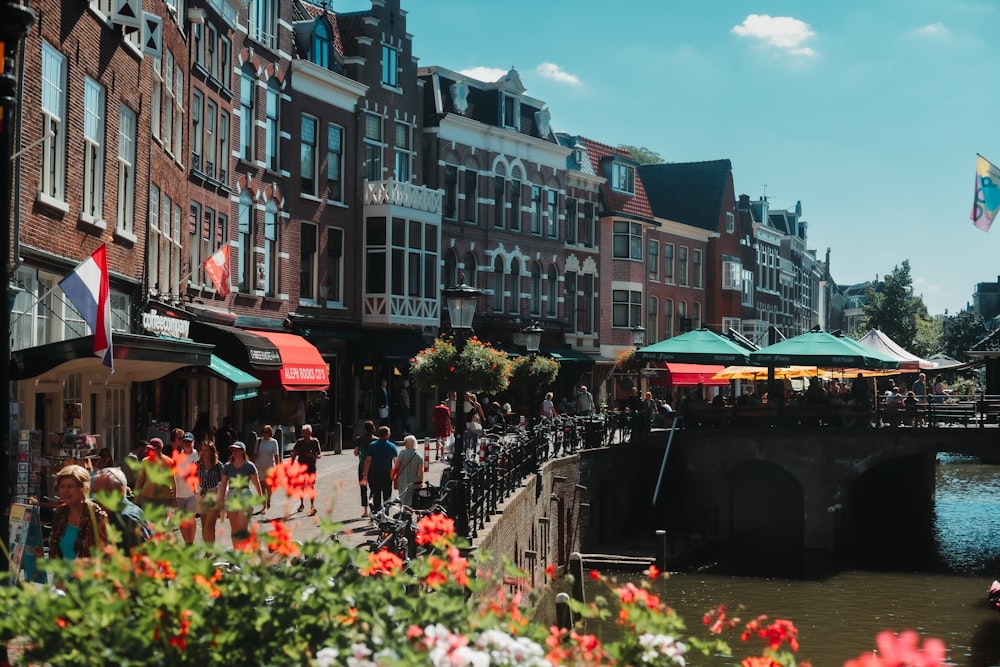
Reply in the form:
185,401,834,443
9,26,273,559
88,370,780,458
250,348,281,364
142,309,191,339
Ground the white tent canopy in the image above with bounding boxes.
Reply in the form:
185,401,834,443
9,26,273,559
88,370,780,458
856,329,938,370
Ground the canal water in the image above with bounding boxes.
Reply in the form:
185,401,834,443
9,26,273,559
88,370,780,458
563,456,1000,666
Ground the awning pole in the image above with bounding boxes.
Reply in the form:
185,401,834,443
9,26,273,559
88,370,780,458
652,414,678,505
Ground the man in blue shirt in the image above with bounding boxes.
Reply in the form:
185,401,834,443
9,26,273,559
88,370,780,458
362,426,397,511
91,467,153,552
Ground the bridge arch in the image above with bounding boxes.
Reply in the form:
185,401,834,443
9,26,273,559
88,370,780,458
727,460,805,576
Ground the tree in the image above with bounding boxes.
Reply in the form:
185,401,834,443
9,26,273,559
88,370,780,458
616,144,663,165
940,310,989,361
911,314,943,359
860,261,924,350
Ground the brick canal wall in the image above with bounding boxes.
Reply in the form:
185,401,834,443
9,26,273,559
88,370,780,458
474,445,640,590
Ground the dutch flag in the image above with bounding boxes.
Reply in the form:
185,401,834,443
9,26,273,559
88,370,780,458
58,244,113,372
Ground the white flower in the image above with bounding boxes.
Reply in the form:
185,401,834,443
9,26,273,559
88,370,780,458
638,633,687,666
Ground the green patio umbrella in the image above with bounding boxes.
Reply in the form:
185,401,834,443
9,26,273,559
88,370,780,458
634,328,755,365
750,330,900,370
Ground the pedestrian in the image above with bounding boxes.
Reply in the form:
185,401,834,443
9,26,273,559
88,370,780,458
362,425,397,512
912,372,927,403
134,438,176,510
432,397,452,460
216,416,238,463
931,375,947,404
290,423,321,515
576,385,594,416
218,441,262,547
49,464,108,560
377,378,390,425
540,391,557,420
197,441,224,546
393,435,423,507
91,466,151,552
354,420,377,517
172,432,200,544
168,428,186,457
94,448,113,471
253,424,281,511
123,440,145,490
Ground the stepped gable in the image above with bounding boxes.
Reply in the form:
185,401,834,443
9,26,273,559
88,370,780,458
578,137,653,221
639,159,731,232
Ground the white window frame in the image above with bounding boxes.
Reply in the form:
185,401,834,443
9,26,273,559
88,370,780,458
82,77,105,222
326,227,344,306
301,114,318,196
647,239,659,280
463,169,478,223
151,56,163,141
726,211,735,233
238,190,254,292
611,162,635,194
394,121,411,182
363,112,382,182
500,92,519,129
239,65,256,161
117,105,137,237
248,0,277,48
191,89,204,172
722,259,742,290
381,43,398,87
39,41,66,202
204,99,217,179
172,65,184,160
163,50,175,155
148,185,160,294
262,198,278,296
612,288,641,329
265,77,280,172
218,110,230,182
546,189,558,238
326,123,343,202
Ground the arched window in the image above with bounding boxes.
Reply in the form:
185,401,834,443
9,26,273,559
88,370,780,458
492,256,504,313
442,249,458,289
647,297,659,343
263,198,279,296
547,266,557,317
464,251,477,290
311,18,334,70
509,259,520,314
237,189,254,292
530,262,542,315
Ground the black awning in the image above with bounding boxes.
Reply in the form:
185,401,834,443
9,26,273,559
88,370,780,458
189,321,283,371
368,329,430,362
11,333,213,381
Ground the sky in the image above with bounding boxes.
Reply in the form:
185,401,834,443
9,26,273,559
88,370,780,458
338,0,1000,316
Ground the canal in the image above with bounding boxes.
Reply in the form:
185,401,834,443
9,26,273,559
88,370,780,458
562,455,1000,666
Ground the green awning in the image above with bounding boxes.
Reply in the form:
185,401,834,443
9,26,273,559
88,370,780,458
541,348,596,364
207,354,260,401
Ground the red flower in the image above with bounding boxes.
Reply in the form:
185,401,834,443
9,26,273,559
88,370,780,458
361,549,404,576
266,521,300,557
415,514,456,547
646,564,660,579
265,460,316,500
589,569,600,580
545,563,556,579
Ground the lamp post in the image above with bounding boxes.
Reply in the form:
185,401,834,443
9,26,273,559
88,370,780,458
522,321,543,355
630,325,646,440
521,322,543,469
442,273,482,538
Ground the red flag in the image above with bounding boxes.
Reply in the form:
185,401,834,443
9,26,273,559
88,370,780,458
58,244,113,371
203,245,231,297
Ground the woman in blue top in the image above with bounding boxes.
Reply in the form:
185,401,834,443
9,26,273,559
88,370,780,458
49,464,108,560
217,441,262,547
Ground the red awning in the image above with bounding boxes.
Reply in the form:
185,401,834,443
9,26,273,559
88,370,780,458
250,331,329,391
657,362,729,386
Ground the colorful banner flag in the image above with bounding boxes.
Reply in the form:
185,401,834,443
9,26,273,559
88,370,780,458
203,245,231,297
58,244,113,371
971,154,1000,232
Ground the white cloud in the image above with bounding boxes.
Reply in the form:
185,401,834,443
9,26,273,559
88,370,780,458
731,14,817,57
535,62,582,86
458,66,507,83
911,22,949,38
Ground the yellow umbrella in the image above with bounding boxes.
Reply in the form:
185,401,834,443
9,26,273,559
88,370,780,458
712,365,819,381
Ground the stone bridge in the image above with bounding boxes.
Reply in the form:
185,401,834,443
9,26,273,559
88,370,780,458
641,426,1000,575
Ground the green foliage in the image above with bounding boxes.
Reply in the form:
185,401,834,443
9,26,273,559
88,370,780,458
409,334,513,395
616,144,663,165
861,261,923,349
507,354,560,405
911,314,943,359
941,310,989,361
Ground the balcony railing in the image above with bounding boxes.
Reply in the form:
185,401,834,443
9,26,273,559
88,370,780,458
364,179,442,215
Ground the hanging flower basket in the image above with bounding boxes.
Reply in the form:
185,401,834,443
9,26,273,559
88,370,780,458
410,334,513,395
507,354,560,405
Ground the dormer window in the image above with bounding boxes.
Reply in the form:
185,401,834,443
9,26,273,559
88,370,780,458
311,18,334,70
500,92,519,130
611,162,636,195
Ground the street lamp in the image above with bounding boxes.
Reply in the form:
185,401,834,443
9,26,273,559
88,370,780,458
522,322,543,354
442,273,482,538
630,324,646,393
630,326,646,440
